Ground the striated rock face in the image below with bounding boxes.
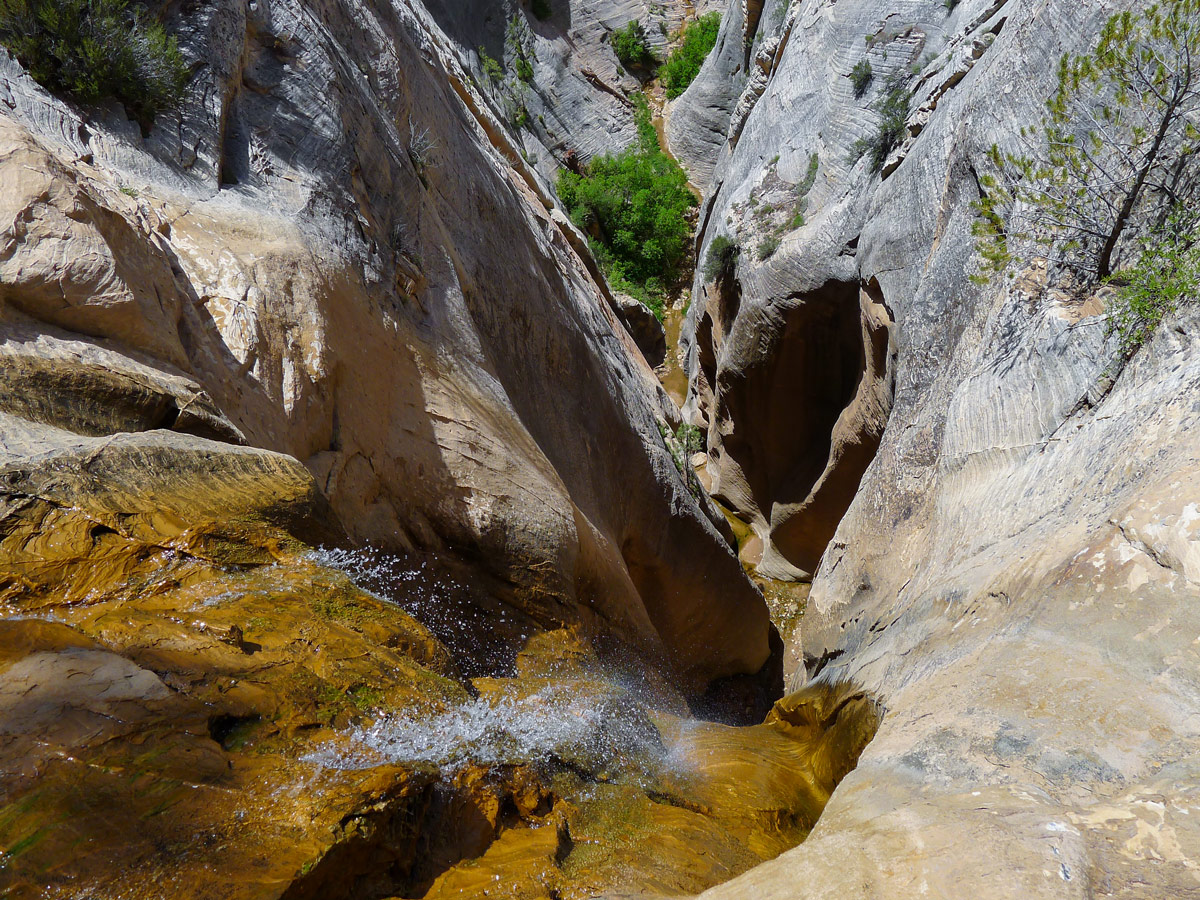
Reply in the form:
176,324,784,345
0,0,766,696
673,0,1200,897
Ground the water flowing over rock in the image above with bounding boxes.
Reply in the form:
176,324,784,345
2,0,1200,897
0,0,770,694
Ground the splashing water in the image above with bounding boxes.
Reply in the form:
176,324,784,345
304,681,669,779
306,545,539,672
306,546,419,601
304,546,690,783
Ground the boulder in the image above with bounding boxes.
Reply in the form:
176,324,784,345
616,292,668,367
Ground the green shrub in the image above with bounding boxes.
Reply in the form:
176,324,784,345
702,234,740,282
660,11,721,99
531,0,552,20
0,0,188,129
659,421,705,493
798,151,819,195
632,91,657,150
515,54,533,82
612,21,654,69
506,16,534,82
849,59,873,97
557,94,695,318
850,74,910,172
757,234,781,260
1108,214,1199,358
479,47,504,83
676,423,703,457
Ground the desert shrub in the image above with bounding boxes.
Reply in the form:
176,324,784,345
556,95,695,317
676,423,703,457
757,234,781,260
612,21,654,69
1108,212,1200,357
849,59,873,97
660,11,721,98
702,234,740,282
506,16,535,83
659,421,705,493
479,47,504,83
0,0,188,128
850,74,910,172
790,151,819,222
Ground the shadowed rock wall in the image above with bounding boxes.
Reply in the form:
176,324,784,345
0,0,765,696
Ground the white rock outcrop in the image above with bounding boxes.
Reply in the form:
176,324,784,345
674,0,1200,897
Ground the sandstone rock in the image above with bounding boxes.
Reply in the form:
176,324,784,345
0,0,768,697
616,292,668,367
676,0,1200,897
0,318,243,441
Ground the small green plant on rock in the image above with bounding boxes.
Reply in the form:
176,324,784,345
658,421,705,498
660,11,721,98
612,21,655,69
757,233,781,260
507,16,535,83
479,47,504,83
850,74,910,172
849,59,873,98
1108,211,1200,358
702,234,740,282
675,423,703,457
787,152,819,230
0,0,189,130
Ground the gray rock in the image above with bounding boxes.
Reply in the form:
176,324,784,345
678,0,1200,896
615,293,667,366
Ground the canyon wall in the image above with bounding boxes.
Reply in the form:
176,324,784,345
3,0,1200,895
673,0,1200,897
0,0,768,697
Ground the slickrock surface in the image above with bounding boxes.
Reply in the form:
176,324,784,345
0,0,767,694
673,0,1200,897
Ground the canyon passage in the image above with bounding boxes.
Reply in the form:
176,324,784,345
2,1,1200,899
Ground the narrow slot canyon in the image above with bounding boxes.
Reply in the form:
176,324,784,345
3,0,1199,898
693,276,893,582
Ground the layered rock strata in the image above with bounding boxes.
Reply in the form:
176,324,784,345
672,0,1200,897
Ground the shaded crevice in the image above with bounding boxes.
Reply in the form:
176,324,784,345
762,279,894,578
218,89,250,187
708,279,894,581
690,623,784,724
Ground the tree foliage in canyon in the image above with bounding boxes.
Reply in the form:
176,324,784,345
850,74,911,172
557,96,695,318
0,0,188,128
974,0,1200,286
612,21,655,70
661,11,721,99
1109,208,1200,355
